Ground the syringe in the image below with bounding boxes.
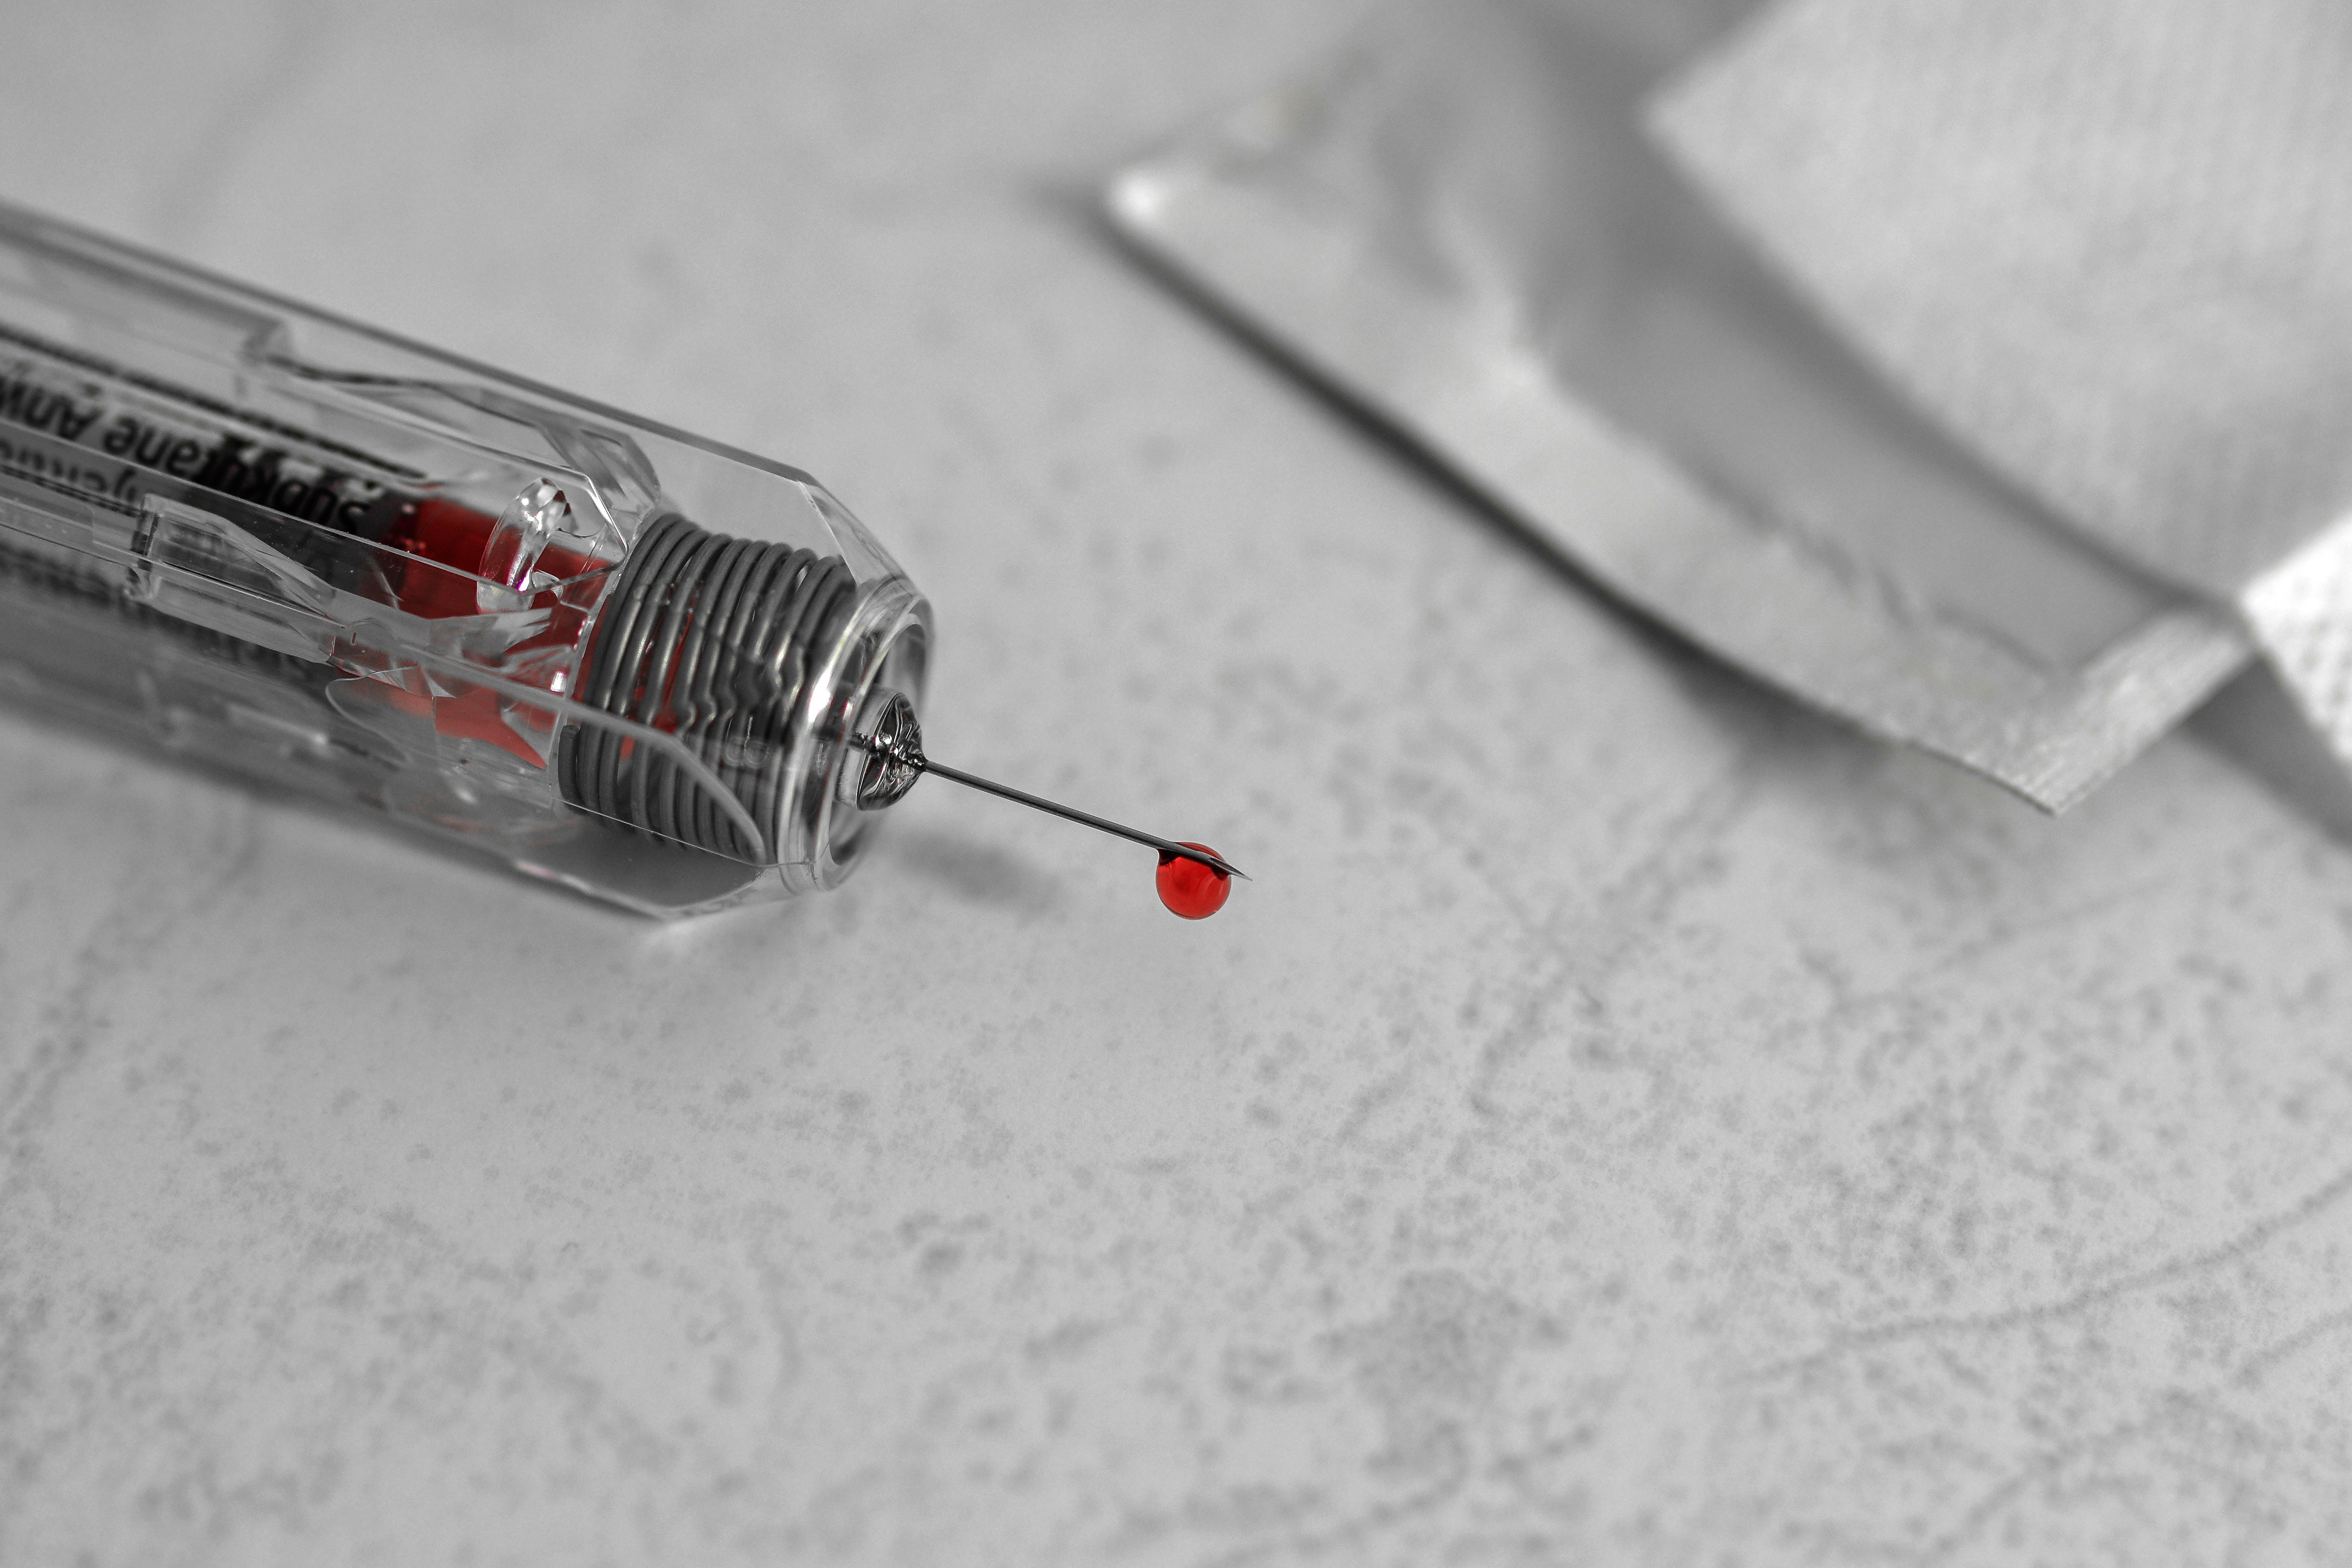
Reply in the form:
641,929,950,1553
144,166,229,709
0,201,1239,919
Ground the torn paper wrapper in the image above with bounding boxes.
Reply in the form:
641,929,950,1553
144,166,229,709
1107,0,2251,812
1650,0,2352,767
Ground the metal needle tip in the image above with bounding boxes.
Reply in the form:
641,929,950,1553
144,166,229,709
917,756,1248,880
849,694,1245,880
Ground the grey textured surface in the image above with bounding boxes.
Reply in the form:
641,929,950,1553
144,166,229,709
2,3,2350,1564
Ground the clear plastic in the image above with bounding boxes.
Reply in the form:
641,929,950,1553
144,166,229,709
0,201,932,916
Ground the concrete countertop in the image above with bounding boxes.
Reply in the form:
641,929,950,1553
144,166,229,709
2,2,2348,1562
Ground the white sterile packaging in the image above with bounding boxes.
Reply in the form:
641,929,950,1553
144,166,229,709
1650,0,2352,773
1110,0,2322,812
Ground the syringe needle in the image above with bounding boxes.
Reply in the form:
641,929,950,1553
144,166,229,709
848,691,1245,884
915,755,1247,880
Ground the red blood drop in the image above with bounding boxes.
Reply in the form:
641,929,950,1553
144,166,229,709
1156,842,1233,920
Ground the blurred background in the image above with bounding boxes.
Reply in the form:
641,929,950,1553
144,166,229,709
2,3,2349,1564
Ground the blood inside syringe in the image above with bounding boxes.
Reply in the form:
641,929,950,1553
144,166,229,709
359,496,605,763
0,327,612,763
